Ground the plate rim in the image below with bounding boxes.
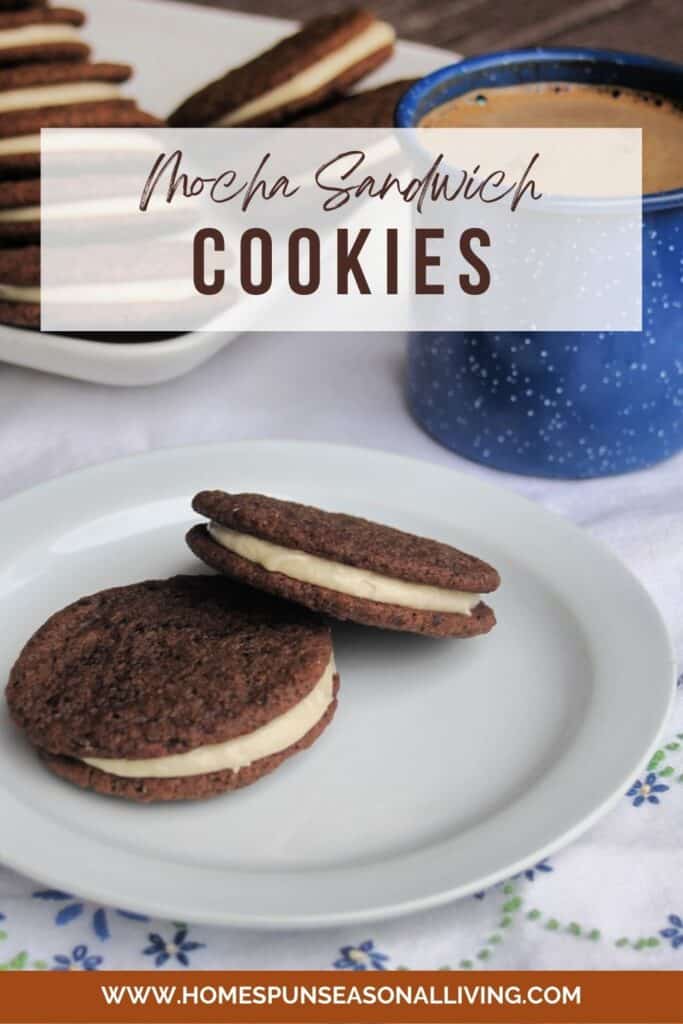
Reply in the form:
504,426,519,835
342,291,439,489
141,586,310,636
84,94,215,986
0,440,676,929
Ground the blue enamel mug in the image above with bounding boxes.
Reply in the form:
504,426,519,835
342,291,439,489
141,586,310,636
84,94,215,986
395,49,683,478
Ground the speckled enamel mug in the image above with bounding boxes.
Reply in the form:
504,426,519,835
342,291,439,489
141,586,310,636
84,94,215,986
396,49,683,479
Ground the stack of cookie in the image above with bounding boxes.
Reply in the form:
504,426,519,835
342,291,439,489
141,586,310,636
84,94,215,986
0,0,163,329
0,5,415,333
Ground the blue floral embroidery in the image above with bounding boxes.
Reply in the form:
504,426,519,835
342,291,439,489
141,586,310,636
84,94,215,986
626,773,670,807
474,860,553,900
519,859,553,882
33,890,148,940
143,929,204,967
52,944,103,971
334,940,389,971
660,915,683,949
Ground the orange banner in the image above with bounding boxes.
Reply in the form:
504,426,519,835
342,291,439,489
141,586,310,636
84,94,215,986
0,970,681,1024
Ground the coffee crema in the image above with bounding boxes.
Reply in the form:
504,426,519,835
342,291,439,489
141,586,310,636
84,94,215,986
419,82,683,194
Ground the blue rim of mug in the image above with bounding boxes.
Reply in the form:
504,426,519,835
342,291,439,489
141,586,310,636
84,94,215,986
394,46,683,210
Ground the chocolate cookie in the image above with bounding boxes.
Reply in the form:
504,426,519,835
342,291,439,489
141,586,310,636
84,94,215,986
0,59,131,122
0,97,138,137
6,575,339,802
0,59,132,94
0,104,163,176
0,242,38,324
0,298,36,325
0,8,88,66
188,492,500,638
169,9,395,127
290,78,415,127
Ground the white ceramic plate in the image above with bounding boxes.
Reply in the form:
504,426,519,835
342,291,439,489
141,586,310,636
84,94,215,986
0,442,675,928
0,0,455,386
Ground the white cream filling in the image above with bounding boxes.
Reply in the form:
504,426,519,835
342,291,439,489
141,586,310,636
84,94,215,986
81,656,335,779
0,193,140,223
0,284,40,303
0,81,121,114
0,193,165,224
0,279,197,305
208,523,481,615
0,24,83,52
0,204,39,222
215,20,395,126
0,132,39,154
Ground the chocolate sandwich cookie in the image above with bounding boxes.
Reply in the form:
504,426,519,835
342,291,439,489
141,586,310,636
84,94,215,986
0,103,163,176
290,78,415,127
6,576,339,802
0,97,138,138
188,492,500,638
169,8,395,128
0,60,132,115
0,7,88,66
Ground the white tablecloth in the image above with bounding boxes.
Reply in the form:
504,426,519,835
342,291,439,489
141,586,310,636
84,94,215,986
0,332,681,972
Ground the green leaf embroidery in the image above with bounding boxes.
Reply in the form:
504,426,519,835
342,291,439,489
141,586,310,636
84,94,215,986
503,897,521,913
1,951,29,971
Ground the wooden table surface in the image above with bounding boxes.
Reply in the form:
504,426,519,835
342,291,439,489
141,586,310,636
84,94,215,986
178,0,683,63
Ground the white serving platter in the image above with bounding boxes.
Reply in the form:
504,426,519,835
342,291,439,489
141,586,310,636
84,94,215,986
0,0,456,386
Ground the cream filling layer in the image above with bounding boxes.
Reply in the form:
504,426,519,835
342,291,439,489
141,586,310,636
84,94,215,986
0,280,197,304
0,132,39,154
81,656,336,779
208,523,480,615
0,81,121,114
0,195,148,223
0,24,83,52
0,206,39,222
215,20,395,126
